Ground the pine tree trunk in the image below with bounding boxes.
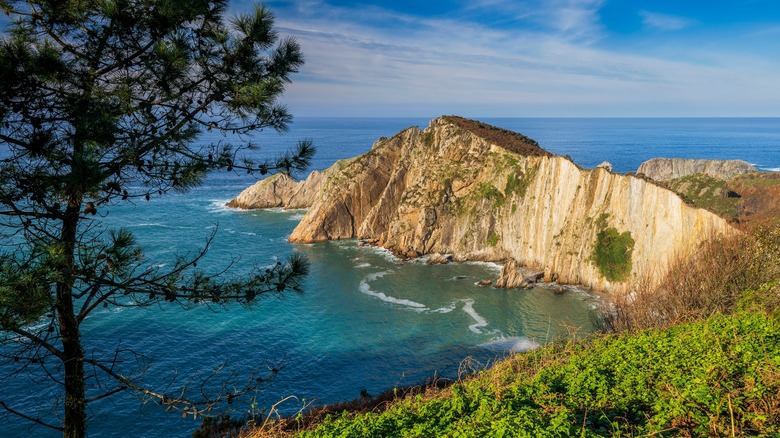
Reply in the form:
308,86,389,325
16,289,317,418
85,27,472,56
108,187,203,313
59,194,87,438
59,292,86,438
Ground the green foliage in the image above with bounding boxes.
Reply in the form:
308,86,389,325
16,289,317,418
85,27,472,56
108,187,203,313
505,173,525,198
0,1,312,436
475,182,507,209
486,232,500,247
591,216,634,282
0,256,54,330
664,173,740,219
422,130,435,146
300,313,780,437
733,172,780,188
504,164,537,199
602,223,780,332
738,280,780,319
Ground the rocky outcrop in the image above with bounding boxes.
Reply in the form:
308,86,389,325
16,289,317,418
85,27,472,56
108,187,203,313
226,171,324,209
281,116,733,293
494,260,544,289
426,253,452,265
637,158,756,182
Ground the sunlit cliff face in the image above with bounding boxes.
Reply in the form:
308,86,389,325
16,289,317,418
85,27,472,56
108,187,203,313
233,117,733,294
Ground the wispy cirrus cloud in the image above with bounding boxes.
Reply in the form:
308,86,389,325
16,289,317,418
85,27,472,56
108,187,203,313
639,10,695,31
235,1,780,117
462,0,605,42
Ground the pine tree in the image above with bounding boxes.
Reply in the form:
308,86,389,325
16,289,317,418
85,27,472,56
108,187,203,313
0,2,313,436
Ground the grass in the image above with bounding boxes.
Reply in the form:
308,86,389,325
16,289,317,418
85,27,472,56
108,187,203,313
732,172,780,188
253,312,780,437
474,182,507,209
663,173,740,219
422,130,435,147
663,172,780,224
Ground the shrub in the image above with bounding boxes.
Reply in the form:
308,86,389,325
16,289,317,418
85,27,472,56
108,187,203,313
486,232,500,247
601,223,780,332
592,226,635,282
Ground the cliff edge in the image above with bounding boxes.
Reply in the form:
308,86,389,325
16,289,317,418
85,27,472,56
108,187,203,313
282,116,732,294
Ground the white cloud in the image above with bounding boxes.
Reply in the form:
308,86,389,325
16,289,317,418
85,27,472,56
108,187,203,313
639,10,695,31
462,0,605,43
264,2,780,116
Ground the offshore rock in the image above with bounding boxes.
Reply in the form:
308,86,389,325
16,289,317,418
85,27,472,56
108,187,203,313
494,260,524,288
637,158,756,182
426,253,452,265
226,171,324,209
284,116,732,293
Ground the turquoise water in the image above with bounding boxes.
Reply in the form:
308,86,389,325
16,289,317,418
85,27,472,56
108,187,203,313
2,118,779,437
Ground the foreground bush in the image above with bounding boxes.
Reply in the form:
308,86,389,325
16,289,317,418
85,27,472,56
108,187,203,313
251,312,779,437
601,223,780,332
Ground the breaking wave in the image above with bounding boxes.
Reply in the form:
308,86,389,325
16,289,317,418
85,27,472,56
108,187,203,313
478,336,541,353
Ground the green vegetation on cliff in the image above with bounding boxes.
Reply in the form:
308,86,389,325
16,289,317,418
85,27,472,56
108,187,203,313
663,173,740,219
662,171,780,224
591,215,635,282
504,165,537,199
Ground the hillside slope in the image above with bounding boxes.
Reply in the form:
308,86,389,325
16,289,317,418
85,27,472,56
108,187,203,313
291,312,780,437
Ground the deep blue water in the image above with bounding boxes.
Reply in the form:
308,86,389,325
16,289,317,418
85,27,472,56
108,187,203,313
1,118,778,437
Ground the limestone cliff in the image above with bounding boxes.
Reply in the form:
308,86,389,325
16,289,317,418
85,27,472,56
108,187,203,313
285,116,732,293
226,170,325,209
637,158,756,182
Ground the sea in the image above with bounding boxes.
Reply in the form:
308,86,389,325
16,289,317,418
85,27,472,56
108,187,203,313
2,118,779,437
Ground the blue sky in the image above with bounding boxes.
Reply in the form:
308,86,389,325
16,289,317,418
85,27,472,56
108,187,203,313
240,1,780,117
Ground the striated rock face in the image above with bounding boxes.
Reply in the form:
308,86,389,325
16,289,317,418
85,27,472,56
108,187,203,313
226,171,324,210
637,158,756,182
285,116,732,293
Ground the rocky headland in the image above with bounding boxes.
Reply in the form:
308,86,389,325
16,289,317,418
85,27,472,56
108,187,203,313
229,116,733,294
637,157,756,181
634,158,780,223
226,170,324,209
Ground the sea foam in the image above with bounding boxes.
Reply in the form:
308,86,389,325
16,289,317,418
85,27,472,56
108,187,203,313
462,298,489,334
464,260,503,273
130,223,194,229
359,272,428,310
479,336,541,353
207,199,236,214
430,301,458,314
